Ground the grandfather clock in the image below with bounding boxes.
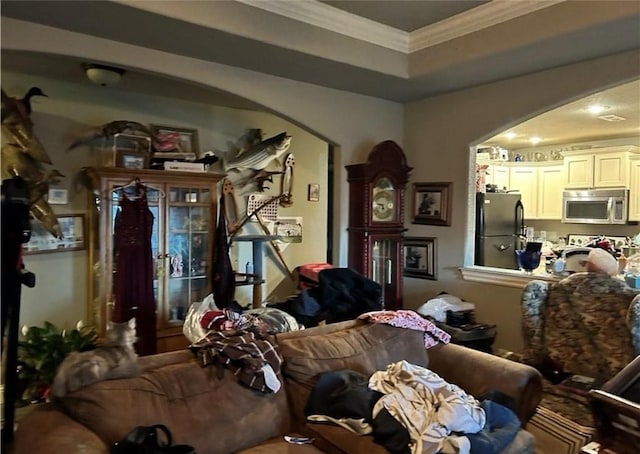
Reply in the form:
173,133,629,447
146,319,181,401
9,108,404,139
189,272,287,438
346,140,412,310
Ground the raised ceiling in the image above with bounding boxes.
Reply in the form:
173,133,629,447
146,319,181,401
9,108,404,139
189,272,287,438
3,1,639,101
480,79,640,150
321,1,489,33
1,1,639,147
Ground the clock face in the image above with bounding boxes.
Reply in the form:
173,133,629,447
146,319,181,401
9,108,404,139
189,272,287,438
372,177,395,222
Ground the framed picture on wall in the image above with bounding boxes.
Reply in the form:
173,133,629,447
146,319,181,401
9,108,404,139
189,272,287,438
403,237,437,280
24,214,86,254
412,182,452,226
150,124,199,154
308,183,320,202
115,149,150,169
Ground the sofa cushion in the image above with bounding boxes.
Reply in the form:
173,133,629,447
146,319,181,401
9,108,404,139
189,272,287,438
238,436,327,453
58,353,290,454
276,320,429,425
306,423,534,454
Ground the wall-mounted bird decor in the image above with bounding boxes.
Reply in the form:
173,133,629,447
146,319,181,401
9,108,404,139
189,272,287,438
66,120,156,151
1,87,52,164
2,143,64,238
1,86,64,239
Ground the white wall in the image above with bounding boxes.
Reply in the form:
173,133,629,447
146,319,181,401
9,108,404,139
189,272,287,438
2,18,404,330
404,50,640,351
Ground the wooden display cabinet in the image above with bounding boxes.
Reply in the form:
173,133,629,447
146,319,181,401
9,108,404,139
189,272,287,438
345,140,412,310
87,167,224,353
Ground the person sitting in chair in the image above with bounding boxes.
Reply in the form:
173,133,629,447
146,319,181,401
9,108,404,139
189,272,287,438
585,247,619,277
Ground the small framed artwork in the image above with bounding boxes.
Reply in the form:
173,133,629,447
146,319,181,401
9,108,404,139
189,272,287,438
47,188,68,205
115,149,150,169
308,183,320,202
150,124,199,154
403,237,437,280
24,213,86,254
412,182,452,226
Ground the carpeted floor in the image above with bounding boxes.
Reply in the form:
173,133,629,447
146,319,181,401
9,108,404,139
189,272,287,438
527,406,597,454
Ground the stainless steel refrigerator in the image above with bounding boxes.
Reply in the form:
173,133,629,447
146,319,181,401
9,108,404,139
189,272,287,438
474,192,524,269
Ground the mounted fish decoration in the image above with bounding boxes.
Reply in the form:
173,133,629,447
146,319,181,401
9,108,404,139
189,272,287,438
234,169,284,192
66,120,156,151
2,143,64,238
1,87,52,164
222,131,292,172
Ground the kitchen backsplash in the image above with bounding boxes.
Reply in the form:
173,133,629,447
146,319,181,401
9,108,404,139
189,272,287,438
526,220,639,244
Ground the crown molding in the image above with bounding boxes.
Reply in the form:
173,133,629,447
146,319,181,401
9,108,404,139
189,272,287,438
409,0,565,52
237,0,409,52
238,0,564,55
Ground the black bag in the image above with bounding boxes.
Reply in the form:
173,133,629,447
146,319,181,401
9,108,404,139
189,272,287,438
111,424,195,454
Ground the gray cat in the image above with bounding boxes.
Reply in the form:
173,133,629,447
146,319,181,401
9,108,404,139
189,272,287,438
51,318,141,397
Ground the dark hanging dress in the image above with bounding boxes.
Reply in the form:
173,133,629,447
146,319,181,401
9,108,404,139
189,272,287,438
113,190,157,356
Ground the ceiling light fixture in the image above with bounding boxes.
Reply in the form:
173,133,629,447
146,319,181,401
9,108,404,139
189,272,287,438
504,132,517,139
529,136,541,145
82,63,125,87
587,104,609,115
598,114,627,122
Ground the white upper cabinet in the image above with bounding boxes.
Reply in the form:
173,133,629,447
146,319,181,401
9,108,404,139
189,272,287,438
509,166,537,217
564,146,639,188
486,164,510,191
564,154,594,188
537,165,565,219
509,163,564,220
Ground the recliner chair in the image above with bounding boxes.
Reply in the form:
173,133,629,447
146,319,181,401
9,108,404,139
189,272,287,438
589,354,640,453
519,272,640,427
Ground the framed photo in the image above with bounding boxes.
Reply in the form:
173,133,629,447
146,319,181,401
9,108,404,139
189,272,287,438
24,214,86,254
412,182,452,226
115,149,150,169
403,237,437,280
47,188,68,205
150,124,199,154
308,183,320,202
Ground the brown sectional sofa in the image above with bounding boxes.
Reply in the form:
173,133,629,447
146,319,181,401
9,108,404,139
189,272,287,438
10,319,543,453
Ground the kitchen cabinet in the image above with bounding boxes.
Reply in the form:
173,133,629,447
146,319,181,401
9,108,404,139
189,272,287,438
630,156,640,221
509,166,537,217
486,164,510,191
346,140,411,310
88,167,224,353
509,163,563,220
536,164,564,219
564,146,639,188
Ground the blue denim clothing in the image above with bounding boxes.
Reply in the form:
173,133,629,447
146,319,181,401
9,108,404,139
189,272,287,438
467,400,520,454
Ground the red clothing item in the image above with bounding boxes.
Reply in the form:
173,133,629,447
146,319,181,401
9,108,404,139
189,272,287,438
113,193,157,356
358,310,451,348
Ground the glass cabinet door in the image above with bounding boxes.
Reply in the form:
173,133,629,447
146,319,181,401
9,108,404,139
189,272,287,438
89,168,223,352
164,185,211,327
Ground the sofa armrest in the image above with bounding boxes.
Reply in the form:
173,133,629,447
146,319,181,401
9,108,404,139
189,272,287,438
427,343,543,423
10,403,108,454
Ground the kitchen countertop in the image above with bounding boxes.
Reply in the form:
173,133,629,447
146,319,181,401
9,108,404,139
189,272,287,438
460,265,561,288
460,265,632,289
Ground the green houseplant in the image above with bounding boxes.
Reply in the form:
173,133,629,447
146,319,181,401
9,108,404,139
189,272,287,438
17,321,98,402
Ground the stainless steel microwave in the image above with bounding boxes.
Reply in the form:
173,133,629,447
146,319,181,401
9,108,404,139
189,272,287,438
562,189,629,224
